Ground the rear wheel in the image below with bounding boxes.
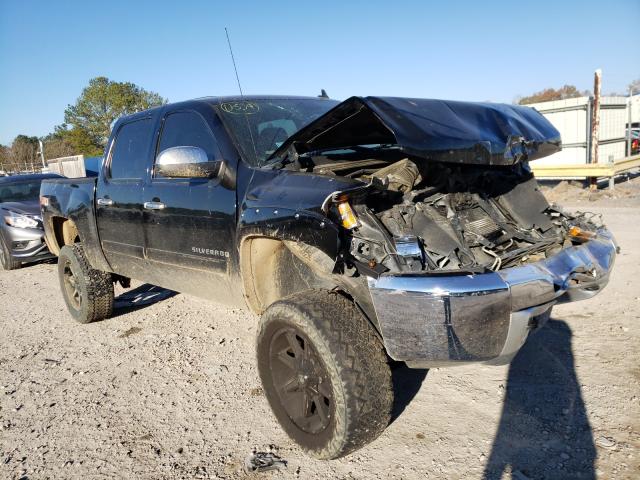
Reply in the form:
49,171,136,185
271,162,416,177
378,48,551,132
256,290,393,459
0,236,21,270
58,244,114,323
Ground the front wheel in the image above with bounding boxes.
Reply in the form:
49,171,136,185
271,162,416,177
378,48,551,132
256,290,393,459
57,244,114,323
0,236,21,270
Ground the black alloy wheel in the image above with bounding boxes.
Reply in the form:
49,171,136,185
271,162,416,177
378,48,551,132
61,258,82,309
269,327,333,434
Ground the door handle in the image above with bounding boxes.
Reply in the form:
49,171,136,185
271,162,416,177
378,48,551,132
144,201,166,210
97,197,113,206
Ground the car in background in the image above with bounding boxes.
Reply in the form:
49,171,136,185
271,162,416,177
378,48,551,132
0,173,61,270
627,124,640,156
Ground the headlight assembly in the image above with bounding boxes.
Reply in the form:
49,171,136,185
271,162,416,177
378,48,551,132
4,211,39,229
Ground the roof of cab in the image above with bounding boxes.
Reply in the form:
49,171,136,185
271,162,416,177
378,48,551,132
0,173,62,184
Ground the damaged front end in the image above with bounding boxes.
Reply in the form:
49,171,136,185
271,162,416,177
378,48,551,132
337,160,603,277
267,96,617,366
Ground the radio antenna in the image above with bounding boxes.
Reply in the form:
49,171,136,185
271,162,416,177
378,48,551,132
225,27,244,97
224,27,259,163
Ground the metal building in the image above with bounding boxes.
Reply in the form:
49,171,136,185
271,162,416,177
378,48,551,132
527,96,632,166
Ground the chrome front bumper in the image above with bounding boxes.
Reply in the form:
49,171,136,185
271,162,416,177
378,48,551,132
368,229,617,367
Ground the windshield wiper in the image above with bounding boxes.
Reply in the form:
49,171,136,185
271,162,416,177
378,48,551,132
300,144,399,158
262,152,295,170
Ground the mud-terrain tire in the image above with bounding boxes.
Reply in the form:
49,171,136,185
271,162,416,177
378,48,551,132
256,290,393,459
0,236,21,270
57,244,113,323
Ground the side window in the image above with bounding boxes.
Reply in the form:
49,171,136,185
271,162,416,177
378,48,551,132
109,118,153,179
155,111,221,178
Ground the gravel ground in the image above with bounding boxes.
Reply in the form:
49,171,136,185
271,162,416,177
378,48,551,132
1,187,639,479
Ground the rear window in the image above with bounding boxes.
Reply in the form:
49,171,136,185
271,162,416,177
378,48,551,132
109,119,153,179
0,181,42,202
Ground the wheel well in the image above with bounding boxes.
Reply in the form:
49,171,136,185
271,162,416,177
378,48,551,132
240,237,335,314
240,236,383,339
50,217,80,255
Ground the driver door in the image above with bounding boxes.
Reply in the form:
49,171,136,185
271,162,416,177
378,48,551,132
141,107,237,302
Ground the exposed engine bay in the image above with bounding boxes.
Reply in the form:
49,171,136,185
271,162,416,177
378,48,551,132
295,148,602,275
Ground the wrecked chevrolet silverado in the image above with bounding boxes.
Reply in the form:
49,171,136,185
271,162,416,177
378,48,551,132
40,95,617,459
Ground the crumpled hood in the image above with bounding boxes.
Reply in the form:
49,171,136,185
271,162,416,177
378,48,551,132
269,96,561,166
0,200,41,216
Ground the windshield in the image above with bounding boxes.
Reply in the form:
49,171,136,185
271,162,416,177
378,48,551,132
0,181,43,203
216,98,339,167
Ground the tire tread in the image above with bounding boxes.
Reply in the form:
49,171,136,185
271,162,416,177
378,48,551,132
58,244,113,323
0,237,21,270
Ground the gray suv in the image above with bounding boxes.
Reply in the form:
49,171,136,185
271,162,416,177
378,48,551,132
0,173,60,270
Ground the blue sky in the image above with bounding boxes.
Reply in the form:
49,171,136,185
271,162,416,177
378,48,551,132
1,0,638,145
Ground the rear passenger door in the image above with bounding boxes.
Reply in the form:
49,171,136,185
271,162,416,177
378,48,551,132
96,117,154,277
141,107,237,300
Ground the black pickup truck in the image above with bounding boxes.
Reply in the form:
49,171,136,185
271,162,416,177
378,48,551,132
40,95,616,459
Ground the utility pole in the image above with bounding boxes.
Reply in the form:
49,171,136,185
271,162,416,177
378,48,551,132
589,69,602,190
37,140,46,169
628,87,633,157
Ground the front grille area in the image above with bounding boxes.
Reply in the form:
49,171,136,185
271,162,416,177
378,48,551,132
461,207,502,239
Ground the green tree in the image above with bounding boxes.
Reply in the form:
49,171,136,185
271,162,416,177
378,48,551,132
49,126,104,158
10,135,39,170
61,76,167,148
517,85,590,105
0,144,10,172
41,131,76,160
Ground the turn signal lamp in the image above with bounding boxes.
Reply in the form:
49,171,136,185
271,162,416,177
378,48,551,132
568,226,596,241
338,201,359,230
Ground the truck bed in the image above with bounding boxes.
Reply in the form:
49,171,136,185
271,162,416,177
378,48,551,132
40,176,110,272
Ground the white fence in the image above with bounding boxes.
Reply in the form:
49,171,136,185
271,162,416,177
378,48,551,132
528,96,631,166
46,155,86,178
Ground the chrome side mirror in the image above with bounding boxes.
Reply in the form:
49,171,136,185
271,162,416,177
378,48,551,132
154,146,223,179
